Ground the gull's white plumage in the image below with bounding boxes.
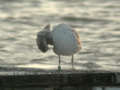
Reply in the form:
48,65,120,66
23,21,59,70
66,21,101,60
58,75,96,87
36,23,81,71
52,24,81,55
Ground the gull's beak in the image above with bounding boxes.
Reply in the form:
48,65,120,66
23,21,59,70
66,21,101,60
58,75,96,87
44,24,50,30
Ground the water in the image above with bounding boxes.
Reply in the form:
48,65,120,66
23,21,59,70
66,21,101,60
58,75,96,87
1,0,120,71
0,0,120,71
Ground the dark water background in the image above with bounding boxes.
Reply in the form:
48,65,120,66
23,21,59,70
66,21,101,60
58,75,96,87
0,0,120,71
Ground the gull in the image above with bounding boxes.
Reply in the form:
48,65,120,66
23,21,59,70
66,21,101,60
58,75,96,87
36,23,82,71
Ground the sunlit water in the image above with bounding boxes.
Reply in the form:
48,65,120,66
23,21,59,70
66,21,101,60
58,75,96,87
0,0,120,72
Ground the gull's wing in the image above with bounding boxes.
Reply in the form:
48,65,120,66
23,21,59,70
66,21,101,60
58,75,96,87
36,32,48,52
72,29,82,49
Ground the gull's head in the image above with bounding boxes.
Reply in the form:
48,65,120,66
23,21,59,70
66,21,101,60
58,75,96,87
36,24,51,52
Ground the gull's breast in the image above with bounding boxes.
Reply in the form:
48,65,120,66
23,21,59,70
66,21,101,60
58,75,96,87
52,24,81,56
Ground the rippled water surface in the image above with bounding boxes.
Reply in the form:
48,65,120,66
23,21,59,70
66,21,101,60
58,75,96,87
0,0,120,71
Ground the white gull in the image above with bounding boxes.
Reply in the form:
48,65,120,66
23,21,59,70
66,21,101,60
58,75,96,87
36,23,82,71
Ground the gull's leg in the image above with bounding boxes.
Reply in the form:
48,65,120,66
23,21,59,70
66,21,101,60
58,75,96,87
71,55,74,70
58,55,61,71
102,87,105,90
